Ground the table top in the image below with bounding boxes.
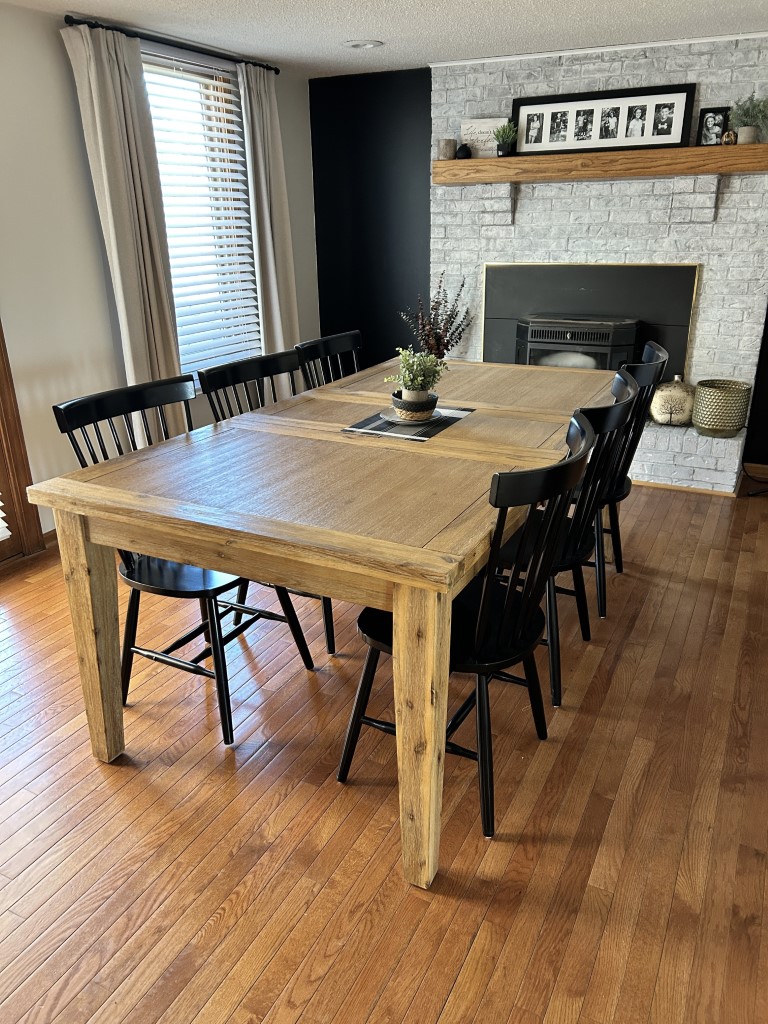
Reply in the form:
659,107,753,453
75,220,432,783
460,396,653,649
29,360,614,609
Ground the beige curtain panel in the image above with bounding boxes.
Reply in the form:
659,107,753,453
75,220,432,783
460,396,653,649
238,64,300,357
61,25,181,387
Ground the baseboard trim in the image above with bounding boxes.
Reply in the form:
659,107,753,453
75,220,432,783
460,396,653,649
633,478,738,499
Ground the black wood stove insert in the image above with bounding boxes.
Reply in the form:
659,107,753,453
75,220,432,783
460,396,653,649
516,314,639,370
483,263,698,381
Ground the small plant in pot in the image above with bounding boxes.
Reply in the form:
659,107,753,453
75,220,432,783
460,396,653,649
493,120,518,157
387,275,473,420
729,92,768,144
386,348,447,421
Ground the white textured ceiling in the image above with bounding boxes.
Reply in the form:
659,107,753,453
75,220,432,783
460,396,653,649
9,0,768,76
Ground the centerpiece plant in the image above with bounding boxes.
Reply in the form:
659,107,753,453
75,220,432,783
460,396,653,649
386,274,472,421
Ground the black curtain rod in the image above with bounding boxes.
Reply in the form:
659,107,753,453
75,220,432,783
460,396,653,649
64,14,280,74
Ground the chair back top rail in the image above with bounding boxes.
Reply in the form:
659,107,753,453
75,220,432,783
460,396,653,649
295,331,362,389
198,351,301,421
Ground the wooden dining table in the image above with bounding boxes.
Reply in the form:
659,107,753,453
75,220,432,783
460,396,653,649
28,359,614,888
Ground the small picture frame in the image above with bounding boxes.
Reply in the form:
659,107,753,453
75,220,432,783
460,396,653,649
696,107,730,146
511,84,696,155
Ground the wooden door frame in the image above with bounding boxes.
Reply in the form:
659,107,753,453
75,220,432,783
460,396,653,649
0,317,44,560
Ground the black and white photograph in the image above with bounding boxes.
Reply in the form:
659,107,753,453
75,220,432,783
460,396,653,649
696,106,729,145
511,84,695,154
652,102,675,136
525,112,543,144
625,105,647,139
549,110,569,142
599,106,620,139
574,108,594,140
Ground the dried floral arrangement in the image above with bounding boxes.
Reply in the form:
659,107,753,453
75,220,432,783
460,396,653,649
400,273,473,359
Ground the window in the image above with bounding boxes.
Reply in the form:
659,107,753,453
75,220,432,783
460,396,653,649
142,50,261,375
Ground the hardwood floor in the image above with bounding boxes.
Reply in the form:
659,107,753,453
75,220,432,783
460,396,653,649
0,485,766,1023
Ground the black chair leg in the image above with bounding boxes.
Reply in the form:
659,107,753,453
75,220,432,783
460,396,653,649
199,598,211,644
121,588,141,705
274,587,314,671
475,674,494,838
321,597,336,655
232,580,249,626
593,512,606,614
608,501,624,574
546,576,562,707
523,653,548,741
337,647,380,782
572,564,591,642
595,513,607,620
206,598,234,745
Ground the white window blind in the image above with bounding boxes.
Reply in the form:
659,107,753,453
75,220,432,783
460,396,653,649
142,52,261,375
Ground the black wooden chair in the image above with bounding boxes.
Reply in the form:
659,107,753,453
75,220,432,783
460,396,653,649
594,341,669,617
197,349,302,418
336,413,594,838
295,331,362,389
502,370,638,707
52,375,314,745
197,351,337,655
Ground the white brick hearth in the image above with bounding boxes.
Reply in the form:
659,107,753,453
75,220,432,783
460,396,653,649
431,37,768,492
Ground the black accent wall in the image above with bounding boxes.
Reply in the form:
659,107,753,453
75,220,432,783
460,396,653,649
309,68,431,367
743,309,768,466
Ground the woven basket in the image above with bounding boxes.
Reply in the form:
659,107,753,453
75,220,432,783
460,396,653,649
391,391,438,422
692,379,751,438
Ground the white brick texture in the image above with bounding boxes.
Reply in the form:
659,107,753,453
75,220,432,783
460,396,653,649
431,38,768,493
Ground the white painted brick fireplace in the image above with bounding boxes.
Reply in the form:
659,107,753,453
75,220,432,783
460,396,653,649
431,36,768,492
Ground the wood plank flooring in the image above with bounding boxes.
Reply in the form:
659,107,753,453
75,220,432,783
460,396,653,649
0,485,766,1022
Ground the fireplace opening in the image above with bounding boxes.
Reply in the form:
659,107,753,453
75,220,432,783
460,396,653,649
483,263,698,381
516,314,639,370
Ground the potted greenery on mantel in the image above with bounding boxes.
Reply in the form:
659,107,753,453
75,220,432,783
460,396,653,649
493,120,518,157
729,91,768,144
386,274,472,421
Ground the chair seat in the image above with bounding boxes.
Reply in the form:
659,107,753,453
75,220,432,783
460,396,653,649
358,574,546,674
602,474,632,506
119,556,242,599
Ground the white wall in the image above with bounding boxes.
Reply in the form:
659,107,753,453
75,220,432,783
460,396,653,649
0,5,320,532
0,5,123,530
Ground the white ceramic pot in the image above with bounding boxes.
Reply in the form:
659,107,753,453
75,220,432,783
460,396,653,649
737,125,758,144
401,389,430,403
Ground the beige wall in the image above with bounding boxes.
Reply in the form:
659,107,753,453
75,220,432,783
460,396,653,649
0,5,123,530
0,4,319,533
276,73,321,343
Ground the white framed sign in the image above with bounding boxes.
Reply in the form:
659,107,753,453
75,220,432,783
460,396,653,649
460,118,508,158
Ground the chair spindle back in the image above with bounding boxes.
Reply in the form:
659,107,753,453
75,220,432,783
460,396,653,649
608,341,669,495
52,375,196,469
295,331,362,389
476,412,594,654
198,351,301,421
565,368,639,559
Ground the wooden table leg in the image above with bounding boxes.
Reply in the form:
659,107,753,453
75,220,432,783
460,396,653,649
392,584,451,888
55,510,124,762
